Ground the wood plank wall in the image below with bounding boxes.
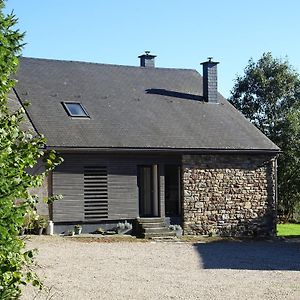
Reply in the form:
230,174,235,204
52,153,180,223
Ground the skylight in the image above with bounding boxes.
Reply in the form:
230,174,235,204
62,102,89,117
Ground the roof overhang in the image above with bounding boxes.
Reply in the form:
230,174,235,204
45,146,281,155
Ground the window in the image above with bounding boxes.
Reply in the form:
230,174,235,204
62,102,89,117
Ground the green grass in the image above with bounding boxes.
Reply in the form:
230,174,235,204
277,223,300,236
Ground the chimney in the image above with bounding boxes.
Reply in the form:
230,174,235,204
138,51,156,68
201,57,219,103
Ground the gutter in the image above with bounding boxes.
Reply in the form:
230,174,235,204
45,146,281,155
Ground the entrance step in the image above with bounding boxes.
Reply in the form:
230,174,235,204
138,217,165,223
151,236,178,242
143,231,177,239
137,222,166,228
143,227,174,234
135,217,176,239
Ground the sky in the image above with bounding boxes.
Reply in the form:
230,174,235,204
4,0,300,98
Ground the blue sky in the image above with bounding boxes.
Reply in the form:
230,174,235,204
5,0,300,98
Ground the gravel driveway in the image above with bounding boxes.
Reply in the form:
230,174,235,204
22,236,300,300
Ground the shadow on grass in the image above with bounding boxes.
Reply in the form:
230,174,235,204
193,239,300,271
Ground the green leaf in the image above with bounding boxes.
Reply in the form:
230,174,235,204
0,2,61,298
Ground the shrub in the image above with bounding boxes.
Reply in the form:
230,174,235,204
0,2,62,297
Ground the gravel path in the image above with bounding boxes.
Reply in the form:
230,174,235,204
22,236,300,300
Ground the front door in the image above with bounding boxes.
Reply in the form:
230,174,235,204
138,165,159,217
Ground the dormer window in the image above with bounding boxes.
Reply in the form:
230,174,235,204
62,102,89,117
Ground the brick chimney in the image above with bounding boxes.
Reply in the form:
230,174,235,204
138,51,156,68
201,57,219,103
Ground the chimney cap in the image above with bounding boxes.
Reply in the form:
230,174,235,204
138,51,157,59
201,57,219,65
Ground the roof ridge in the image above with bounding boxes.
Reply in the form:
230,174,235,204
20,56,198,73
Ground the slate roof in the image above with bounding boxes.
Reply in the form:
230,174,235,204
14,57,279,152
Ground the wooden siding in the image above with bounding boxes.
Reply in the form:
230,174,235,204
53,165,84,222
52,153,180,223
108,160,138,219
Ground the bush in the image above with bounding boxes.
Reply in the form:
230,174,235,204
0,2,62,298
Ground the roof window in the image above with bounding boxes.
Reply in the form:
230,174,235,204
62,102,89,117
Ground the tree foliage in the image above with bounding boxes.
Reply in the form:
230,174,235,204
0,1,61,298
229,52,300,220
276,108,300,219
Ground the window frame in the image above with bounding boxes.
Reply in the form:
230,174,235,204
62,102,90,118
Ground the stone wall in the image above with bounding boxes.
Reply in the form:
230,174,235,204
182,154,277,237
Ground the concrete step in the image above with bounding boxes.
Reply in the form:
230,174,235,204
137,217,165,223
143,227,172,234
151,236,179,242
139,222,166,228
135,217,176,239
143,231,177,238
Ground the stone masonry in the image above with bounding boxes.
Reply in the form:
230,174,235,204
182,154,277,237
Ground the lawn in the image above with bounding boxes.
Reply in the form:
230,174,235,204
277,223,300,236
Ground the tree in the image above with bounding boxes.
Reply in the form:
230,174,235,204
0,1,61,298
229,52,300,221
276,108,300,220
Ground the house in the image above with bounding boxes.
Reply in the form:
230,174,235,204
11,53,280,236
